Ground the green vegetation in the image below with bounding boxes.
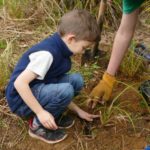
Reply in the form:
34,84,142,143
120,42,145,78
72,61,100,84
0,40,7,50
0,0,3,7
5,0,32,19
95,83,136,128
0,39,14,89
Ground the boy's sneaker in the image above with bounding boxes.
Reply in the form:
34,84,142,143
28,118,67,144
56,115,75,129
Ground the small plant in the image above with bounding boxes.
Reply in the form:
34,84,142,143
71,60,101,85
95,81,146,130
81,62,100,82
97,101,135,129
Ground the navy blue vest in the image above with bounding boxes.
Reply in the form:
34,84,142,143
6,32,73,112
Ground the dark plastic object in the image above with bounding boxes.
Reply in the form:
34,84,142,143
83,121,92,138
79,117,93,139
139,80,150,105
134,43,150,61
81,48,107,65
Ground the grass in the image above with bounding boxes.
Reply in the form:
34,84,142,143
0,117,7,128
119,81,150,110
120,41,145,78
71,58,101,85
0,0,3,7
0,39,15,89
5,0,32,19
0,39,7,50
80,62,101,84
95,86,135,129
146,135,150,144
92,79,150,131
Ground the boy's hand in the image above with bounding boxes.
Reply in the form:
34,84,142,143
77,109,99,122
88,72,116,108
37,109,58,130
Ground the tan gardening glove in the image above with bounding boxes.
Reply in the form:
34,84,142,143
87,72,116,109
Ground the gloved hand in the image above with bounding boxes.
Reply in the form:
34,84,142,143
87,72,116,108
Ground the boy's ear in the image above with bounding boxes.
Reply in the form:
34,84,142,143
67,34,76,44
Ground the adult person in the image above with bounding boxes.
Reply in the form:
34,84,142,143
88,0,145,108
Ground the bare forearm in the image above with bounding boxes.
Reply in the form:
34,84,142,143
107,29,133,75
14,81,43,114
107,9,139,76
68,102,81,114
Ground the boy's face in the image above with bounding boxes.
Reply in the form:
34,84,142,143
63,34,93,54
69,39,93,54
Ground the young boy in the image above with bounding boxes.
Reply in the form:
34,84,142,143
5,9,99,144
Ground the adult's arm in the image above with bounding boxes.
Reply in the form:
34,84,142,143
88,8,140,108
107,8,139,75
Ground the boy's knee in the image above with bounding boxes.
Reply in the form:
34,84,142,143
71,73,84,90
61,83,74,100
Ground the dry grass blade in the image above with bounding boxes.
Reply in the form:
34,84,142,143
9,126,27,148
0,120,10,149
0,97,17,118
0,38,17,89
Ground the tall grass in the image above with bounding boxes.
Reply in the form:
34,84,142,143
0,39,15,90
94,80,150,131
5,0,29,18
95,85,135,128
120,42,145,78
0,0,149,29
0,0,149,93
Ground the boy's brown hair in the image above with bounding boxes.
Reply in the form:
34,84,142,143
57,9,99,42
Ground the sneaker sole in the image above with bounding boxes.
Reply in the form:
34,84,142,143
59,120,75,129
28,129,68,144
